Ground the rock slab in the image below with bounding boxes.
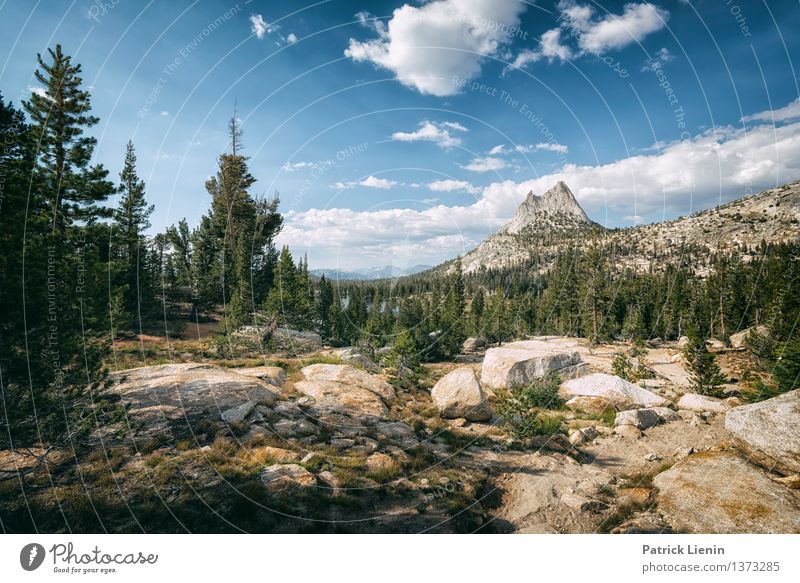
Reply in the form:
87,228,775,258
653,451,800,533
725,389,800,476
481,340,588,390
295,364,395,417
431,367,492,421
560,373,667,410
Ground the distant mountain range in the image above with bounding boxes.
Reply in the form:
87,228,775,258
456,179,800,275
310,264,433,281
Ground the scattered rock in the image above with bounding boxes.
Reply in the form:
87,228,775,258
259,464,317,494
705,338,726,351
221,402,254,424
560,373,668,410
271,328,322,351
614,409,661,430
259,446,300,462
234,366,286,387
569,426,599,446
565,395,615,416
431,367,492,421
650,407,680,423
481,340,589,390
677,393,731,414
644,452,662,462
330,348,379,372
725,389,800,476
295,364,395,417
366,453,398,474
653,451,800,533
462,337,486,352
729,325,768,349
273,418,318,438
107,363,279,436
614,425,642,439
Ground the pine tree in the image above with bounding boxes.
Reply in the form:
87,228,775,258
113,141,155,324
7,47,118,446
774,337,800,394
205,110,282,322
316,275,334,338
684,336,726,397
580,235,609,343
23,45,114,233
439,258,467,357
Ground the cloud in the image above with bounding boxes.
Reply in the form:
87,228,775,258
250,15,268,39
282,161,321,172
345,0,526,96
487,144,507,155
742,97,800,124
641,47,675,72
463,156,507,172
287,33,298,44
391,120,467,149
331,175,399,190
278,99,800,269
535,142,569,154
28,85,48,99
512,2,669,71
159,110,170,117
623,215,643,224
428,179,480,194
559,1,669,54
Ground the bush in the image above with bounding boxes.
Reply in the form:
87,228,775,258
495,373,566,439
516,372,564,409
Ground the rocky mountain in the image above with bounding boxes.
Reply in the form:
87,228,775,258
460,181,599,273
459,180,800,275
310,264,432,281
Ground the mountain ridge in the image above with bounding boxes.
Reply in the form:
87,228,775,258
457,180,800,275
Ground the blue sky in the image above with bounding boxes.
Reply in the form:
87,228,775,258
1,0,799,270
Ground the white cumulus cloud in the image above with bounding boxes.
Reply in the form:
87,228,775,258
463,156,508,172
742,97,800,124
250,14,268,39
278,99,800,270
391,120,467,149
511,2,669,71
345,0,526,96
331,175,399,190
428,179,480,194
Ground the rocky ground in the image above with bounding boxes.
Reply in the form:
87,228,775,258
1,331,798,533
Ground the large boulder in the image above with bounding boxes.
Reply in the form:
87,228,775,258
271,328,322,351
431,367,492,421
725,389,800,476
481,340,588,390
107,363,279,435
234,366,286,387
677,393,731,413
565,395,615,416
330,347,379,372
614,408,661,430
729,325,768,349
294,364,395,417
462,337,486,353
653,451,800,533
559,373,667,410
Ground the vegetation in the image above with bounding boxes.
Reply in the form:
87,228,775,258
495,373,566,439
